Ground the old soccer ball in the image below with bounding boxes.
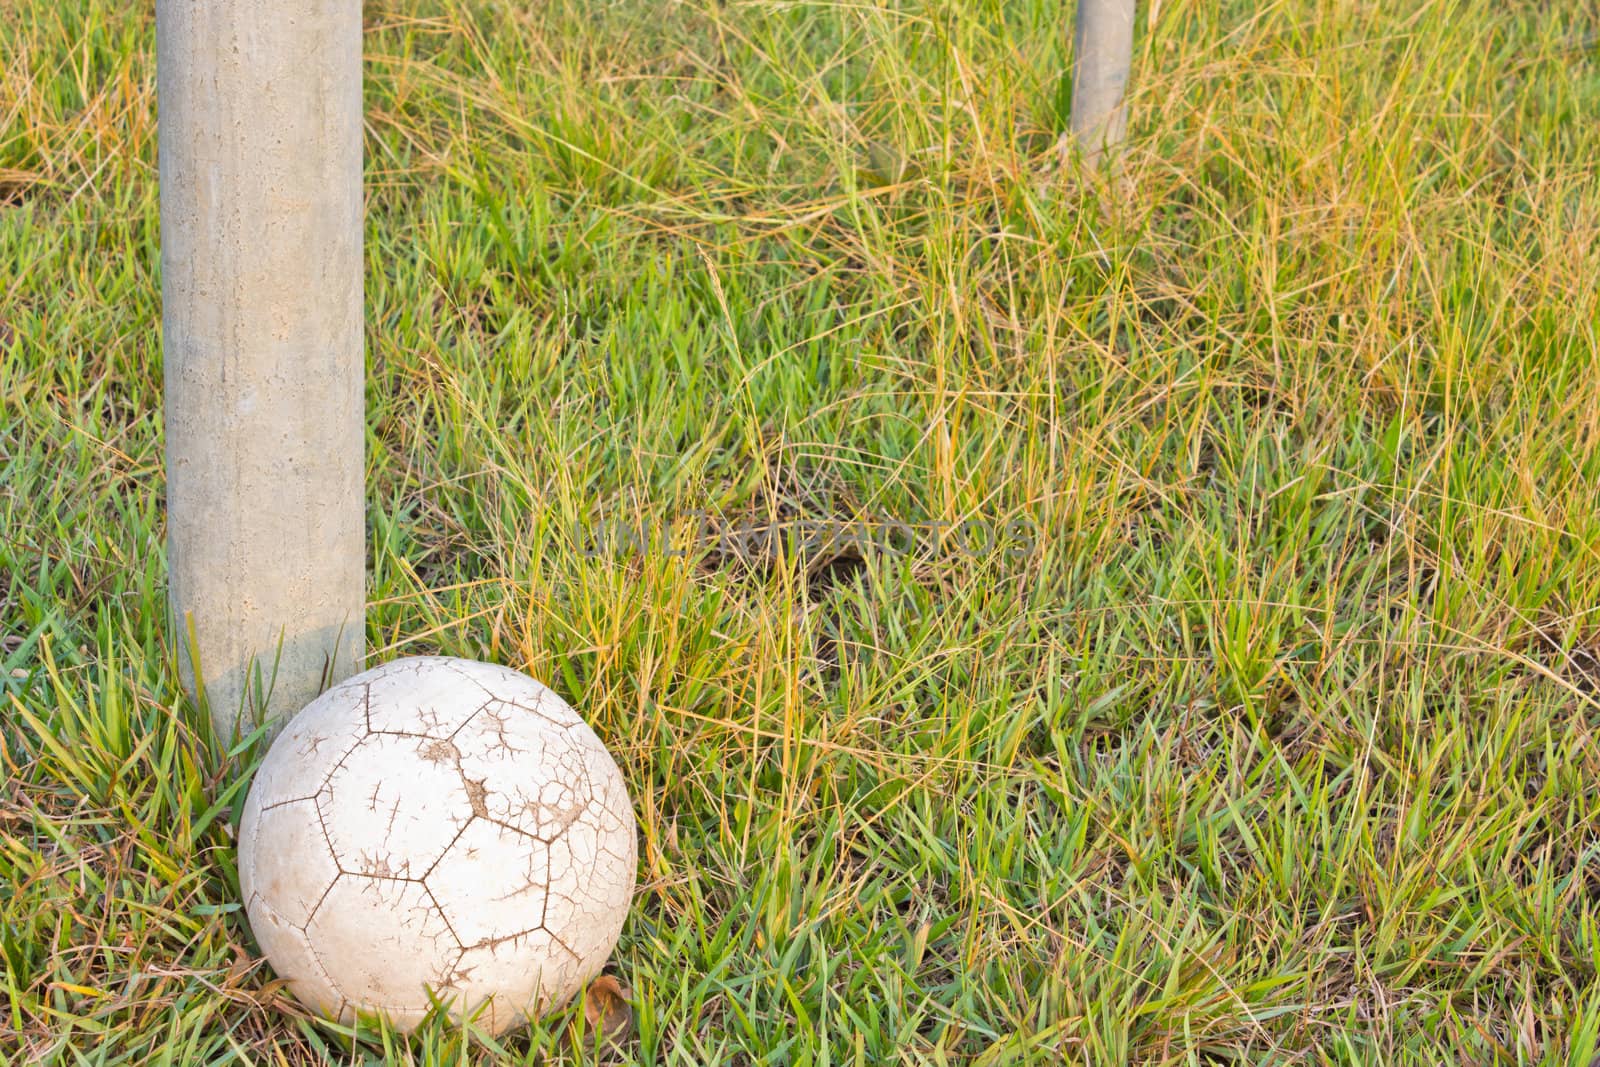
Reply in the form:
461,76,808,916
238,657,637,1034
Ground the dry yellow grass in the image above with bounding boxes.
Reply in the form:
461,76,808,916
5,0,1600,1062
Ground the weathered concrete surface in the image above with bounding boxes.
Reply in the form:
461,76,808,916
158,0,365,738
1069,0,1135,168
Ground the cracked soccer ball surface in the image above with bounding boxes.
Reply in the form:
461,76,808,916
238,657,637,1035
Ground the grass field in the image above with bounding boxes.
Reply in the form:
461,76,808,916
5,0,1600,1061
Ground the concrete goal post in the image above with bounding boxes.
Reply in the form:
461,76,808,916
158,0,366,739
1069,0,1135,168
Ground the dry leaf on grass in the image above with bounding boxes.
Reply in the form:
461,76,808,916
583,974,634,1047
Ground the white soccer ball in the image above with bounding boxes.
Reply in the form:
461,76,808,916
238,656,637,1034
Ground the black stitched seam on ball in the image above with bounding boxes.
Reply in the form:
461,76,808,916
544,927,579,960
486,815,545,841
302,870,342,927
440,660,500,702
460,924,546,952
364,699,493,743
305,933,351,1009
423,883,466,950
312,794,354,880
437,945,470,991
316,731,370,797
259,793,319,812
420,814,478,882
254,893,342,997
498,696,570,729
418,716,586,845
323,732,477,876
262,730,364,818
445,698,495,742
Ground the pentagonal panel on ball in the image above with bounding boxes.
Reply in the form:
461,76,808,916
426,819,549,948
439,657,577,716
454,708,593,840
544,848,625,966
241,796,340,927
496,682,582,730
248,894,344,1020
362,658,493,737
245,680,369,807
306,875,460,1016
593,768,640,891
317,733,474,879
588,829,638,961
448,927,586,1034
